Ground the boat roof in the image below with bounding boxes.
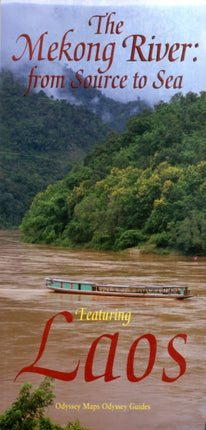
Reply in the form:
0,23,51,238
46,277,185,290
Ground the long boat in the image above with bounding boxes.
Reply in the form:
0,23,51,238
45,277,193,299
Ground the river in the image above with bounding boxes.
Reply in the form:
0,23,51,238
0,231,205,430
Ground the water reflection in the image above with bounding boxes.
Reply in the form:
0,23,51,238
0,231,205,430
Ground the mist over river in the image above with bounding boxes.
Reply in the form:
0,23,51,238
0,231,205,430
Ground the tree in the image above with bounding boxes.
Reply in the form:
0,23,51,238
0,378,92,430
175,210,206,255
19,92,206,255
0,378,55,429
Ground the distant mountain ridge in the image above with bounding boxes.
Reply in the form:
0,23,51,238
0,70,148,228
15,66,149,130
56,68,149,131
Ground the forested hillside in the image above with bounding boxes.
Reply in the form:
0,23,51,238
20,92,206,256
0,70,149,228
0,71,110,227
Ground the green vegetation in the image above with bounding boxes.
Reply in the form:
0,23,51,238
0,70,148,229
58,68,149,131
0,378,92,430
0,70,110,228
20,91,206,256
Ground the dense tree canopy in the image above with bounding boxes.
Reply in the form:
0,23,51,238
0,70,149,228
20,92,206,255
0,71,110,227
0,378,92,430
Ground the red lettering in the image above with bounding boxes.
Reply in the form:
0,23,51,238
127,334,157,382
88,12,123,35
41,75,50,88
147,36,170,61
155,43,169,61
14,311,79,381
173,75,183,88
162,334,187,382
73,43,86,61
111,75,119,88
105,12,118,34
153,69,165,88
84,75,93,88
48,42,59,61
97,42,115,73
58,29,74,61
87,42,101,62
165,75,174,88
168,43,180,61
148,35,156,61
88,13,108,34
71,69,127,90
180,43,192,61
123,35,193,63
14,311,187,384
12,32,47,61
153,70,183,89
123,34,147,61
85,333,120,382
119,75,128,88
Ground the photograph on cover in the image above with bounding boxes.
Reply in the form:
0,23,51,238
0,1,206,429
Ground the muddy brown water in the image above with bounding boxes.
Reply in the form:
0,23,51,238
0,231,205,429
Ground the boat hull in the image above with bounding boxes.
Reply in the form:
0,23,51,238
45,278,193,300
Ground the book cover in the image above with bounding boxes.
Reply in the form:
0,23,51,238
0,1,206,430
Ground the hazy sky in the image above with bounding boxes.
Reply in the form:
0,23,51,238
1,0,206,103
